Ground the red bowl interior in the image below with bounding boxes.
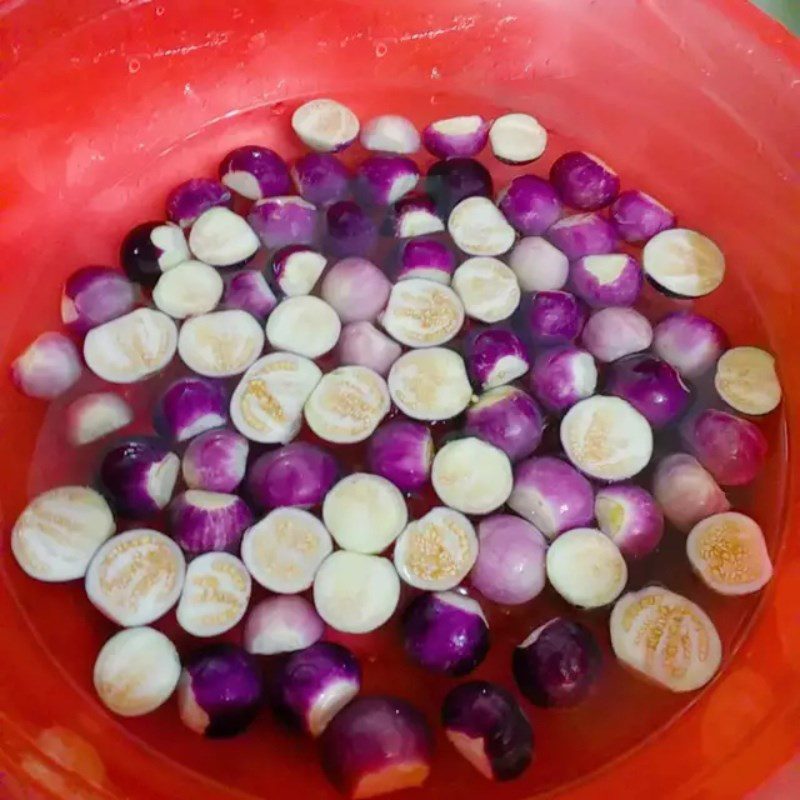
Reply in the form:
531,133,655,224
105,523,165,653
2,1,800,798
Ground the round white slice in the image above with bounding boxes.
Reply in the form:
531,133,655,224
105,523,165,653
151,223,191,271
178,309,264,377
380,279,465,347
12,486,115,582
292,98,360,152
266,296,342,359
241,507,333,593
313,551,400,633
84,308,177,384
188,207,260,266
177,552,252,637
230,352,322,443
322,473,408,554
610,586,723,692
431,437,513,515
448,196,516,256
152,260,224,319
687,512,773,596
93,627,181,717
489,112,548,163
561,396,653,481
393,507,478,591
451,257,521,323
643,228,725,297
304,366,390,444
276,249,327,296
388,348,472,421
85,530,186,627
714,346,781,416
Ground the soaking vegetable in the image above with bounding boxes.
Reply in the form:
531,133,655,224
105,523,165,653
470,515,547,605
570,253,642,308
272,245,327,297
546,528,627,609
550,151,620,210
243,595,324,655
610,189,675,243
426,157,493,214
610,587,722,692
292,98,360,152
489,112,547,164
271,641,361,737
222,270,278,320
652,311,727,378
581,306,653,363
524,290,586,347
241,507,333,593
178,645,263,737
643,228,725,298
497,175,562,236
448,196,515,256
182,428,249,493
423,115,489,158
441,681,532,782
247,195,319,250
326,200,378,257
169,490,253,554
11,332,82,399
67,393,133,445
313,551,400,633
166,177,232,228
120,221,190,285
291,152,351,206
451,257,521,323
389,195,445,238
512,618,601,707
94,627,181,717
266,296,342,358
320,696,433,798
338,322,401,376
402,592,489,676
152,260,224,319
11,486,115,582
219,145,291,200
714,346,782,416
508,236,569,292
380,278,465,347
155,376,227,442
361,114,420,154
466,328,530,390
546,212,617,260
355,155,420,206
530,345,597,413
61,266,135,334
396,238,455,283
367,420,434,492
321,257,392,323
594,484,664,559
188,207,260,267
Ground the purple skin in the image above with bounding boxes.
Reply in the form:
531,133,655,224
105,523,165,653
570,254,643,308
388,194,444,238
530,345,597,413
610,189,676,244
61,266,136,335
325,200,379,258
471,515,547,605
10,332,82,400
247,442,339,510
581,306,653,363
605,354,691,429
320,696,434,798
120,221,187,286
244,596,325,656
595,484,664,559
422,117,489,159
182,428,249,493
524,291,586,347
219,146,292,200
166,178,232,228
653,311,728,378
155,377,228,442
247,196,319,250
441,681,533,782
464,387,544,463
396,238,455,284
546,213,617,261
270,642,362,737
338,322,401,376
367,421,434,493
222,270,277,320
169,490,253,554
549,152,620,211
178,645,263,738
320,257,392,323
402,592,490,676
355,155,420,206
466,328,531,391
291,153,351,207
426,158,493,215
681,409,768,487
512,618,602,707
508,456,594,540
497,175,562,236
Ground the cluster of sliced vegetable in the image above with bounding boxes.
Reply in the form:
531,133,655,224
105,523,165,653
8,95,783,798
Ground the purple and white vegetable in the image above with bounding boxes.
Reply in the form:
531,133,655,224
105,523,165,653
178,645,263,738
512,618,602,707
546,213,617,261
524,290,586,346
550,151,620,210
219,145,291,200
464,387,544,463
270,642,361,737
338,322,401,376
361,114,420,154
508,237,569,292
166,178,232,228
61,266,135,334
396,238,455,284
188,207,260,267
470,515,547,605
681,408,767,486
452,257,521,323
530,345,597,413
271,245,327,297
508,456,594,540
489,112,547,164
423,115,489,158
247,196,319,250
292,98,360,153
448,196,515,256
320,696,433,798
100,438,179,518
222,270,277,320
581,306,653,363
380,279,464,347
466,328,530,390
291,152,351,206
182,428,249,493
266,296,341,359
402,592,489,676
321,257,392,323
10,332,81,400
326,200,378,257
367,420,434,492
653,311,727,379
652,453,730,532
169,490,253,554
67,393,133,445
441,681,532,782
179,308,263,378
152,260,224,319
120,221,190,285
426,157,493,214
715,346,781,416
243,595,324,655
610,189,675,243
497,175,561,236
643,228,725,298
388,195,445,238
595,484,664,559
155,376,228,442
570,253,642,308
355,155,420,206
